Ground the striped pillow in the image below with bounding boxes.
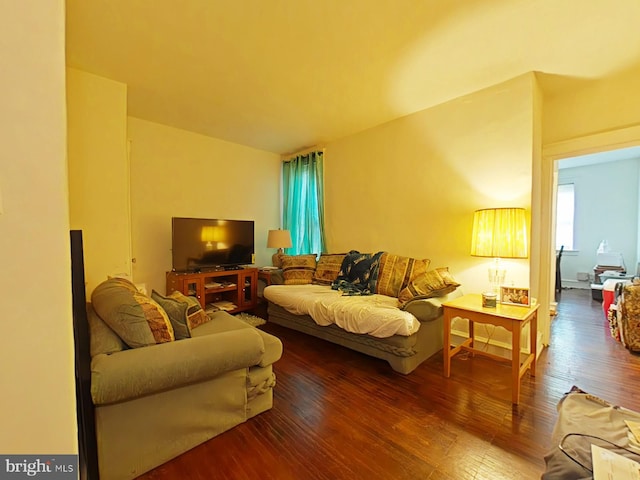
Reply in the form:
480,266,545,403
282,254,317,285
398,267,461,305
376,253,431,298
312,253,346,285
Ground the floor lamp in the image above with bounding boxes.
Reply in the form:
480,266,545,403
470,208,528,294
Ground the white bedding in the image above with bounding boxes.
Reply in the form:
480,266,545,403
263,284,420,338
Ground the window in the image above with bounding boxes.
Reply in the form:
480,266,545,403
556,183,575,250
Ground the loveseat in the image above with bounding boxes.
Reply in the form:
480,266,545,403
263,251,462,374
88,277,282,480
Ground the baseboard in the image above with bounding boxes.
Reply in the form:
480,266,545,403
559,280,591,290
451,329,544,359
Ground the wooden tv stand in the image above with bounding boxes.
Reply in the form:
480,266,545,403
166,268,258,314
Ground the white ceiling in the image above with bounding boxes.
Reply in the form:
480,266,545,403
66,0,640,155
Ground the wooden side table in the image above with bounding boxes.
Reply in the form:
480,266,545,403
258,268,281,286
442,293,539,405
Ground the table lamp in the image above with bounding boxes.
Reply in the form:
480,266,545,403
470,208,528,293
267,229,292,267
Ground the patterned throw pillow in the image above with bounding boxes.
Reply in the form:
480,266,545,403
91,277,175,348
397,267,461,305
166,291,210,332
312,253,347,285
376,253,431,298
151,290,191,339
281,254,317,285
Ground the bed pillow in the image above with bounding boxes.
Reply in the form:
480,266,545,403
281,254,317,285
91,277,175,348
398,267,461,305
312,253,347,285
376,253,431,298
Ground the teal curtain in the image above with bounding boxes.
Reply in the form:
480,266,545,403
282,151,326,255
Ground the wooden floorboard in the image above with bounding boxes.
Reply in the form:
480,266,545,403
137,289,640,479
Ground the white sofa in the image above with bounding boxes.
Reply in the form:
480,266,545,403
263,251,461,374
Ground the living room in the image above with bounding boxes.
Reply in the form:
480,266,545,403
3,0,640,477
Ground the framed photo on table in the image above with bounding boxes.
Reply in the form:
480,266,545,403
500,286,530,307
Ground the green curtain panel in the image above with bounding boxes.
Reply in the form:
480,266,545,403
282,151,326,256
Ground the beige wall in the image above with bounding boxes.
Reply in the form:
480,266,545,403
542,64,640,145
0,0,77,454
127,117,281,296
535,67,640,342
67,68,131,295
324,74,536,296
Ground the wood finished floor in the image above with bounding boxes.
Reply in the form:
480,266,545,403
137,289,640,479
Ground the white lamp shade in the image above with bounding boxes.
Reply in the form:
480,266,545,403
267,229,292,249
470,208,528,259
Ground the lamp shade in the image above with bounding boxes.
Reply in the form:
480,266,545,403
267,229,292,249
470,208,528,259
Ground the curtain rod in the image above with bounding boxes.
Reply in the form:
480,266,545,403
280,145,325,161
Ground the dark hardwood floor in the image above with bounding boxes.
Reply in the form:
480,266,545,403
138,289,640,479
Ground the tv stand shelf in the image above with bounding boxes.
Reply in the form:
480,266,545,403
166,268,258,314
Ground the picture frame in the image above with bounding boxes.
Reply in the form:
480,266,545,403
500,286,530,307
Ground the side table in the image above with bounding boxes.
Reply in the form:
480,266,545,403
442,293,539,405
257,268,282,306
258,268,282,287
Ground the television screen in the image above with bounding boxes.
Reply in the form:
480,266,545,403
171,217,254,272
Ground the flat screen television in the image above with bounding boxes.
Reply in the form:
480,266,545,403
171,217,254,272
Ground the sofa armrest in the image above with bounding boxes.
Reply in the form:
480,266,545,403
91,328,265,405
401,289,464,322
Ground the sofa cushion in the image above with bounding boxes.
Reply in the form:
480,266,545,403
398,267,461,305
91,277,175,348
194,311,283,367
281,254,317,285
166,291,210,332
312,253,347,285
376,253,431,298
151,290,191,339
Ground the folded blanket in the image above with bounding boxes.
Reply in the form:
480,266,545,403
331,250,384,295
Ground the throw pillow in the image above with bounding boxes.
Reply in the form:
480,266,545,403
332,250,384,295
87,304,127,357
281,254,317,285
91,277,175,348
166,291,210,332
312,253,347,285
151,290,191,340
398,267,461,305
376,253,431,298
